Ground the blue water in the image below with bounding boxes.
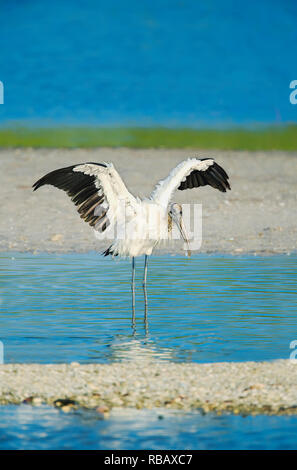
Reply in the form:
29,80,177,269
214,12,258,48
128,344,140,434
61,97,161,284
1,406,297,450
1,251,297,450
0,0,296,127
1,252,297,364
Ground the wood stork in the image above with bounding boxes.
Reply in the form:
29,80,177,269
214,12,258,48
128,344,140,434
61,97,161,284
33,158,230,294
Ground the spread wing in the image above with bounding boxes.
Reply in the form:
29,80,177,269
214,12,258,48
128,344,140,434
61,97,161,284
150,158,231,207
32,162,137,233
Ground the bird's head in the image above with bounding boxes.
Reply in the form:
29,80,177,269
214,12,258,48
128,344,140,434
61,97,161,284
168,203,191,257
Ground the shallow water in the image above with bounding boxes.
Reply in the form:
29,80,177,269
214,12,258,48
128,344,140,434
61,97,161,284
1,251,297,450
0,252,296,364
1,405,297,450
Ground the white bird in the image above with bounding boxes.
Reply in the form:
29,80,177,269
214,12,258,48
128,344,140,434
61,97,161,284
33,158,231,288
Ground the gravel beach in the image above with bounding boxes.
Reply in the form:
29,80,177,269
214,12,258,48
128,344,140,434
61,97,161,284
1,147,296,254
1,360,297,415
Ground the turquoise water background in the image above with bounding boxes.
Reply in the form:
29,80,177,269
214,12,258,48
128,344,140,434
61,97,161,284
0,0,296,127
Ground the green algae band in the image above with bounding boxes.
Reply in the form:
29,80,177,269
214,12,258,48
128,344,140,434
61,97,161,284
0,126,297,150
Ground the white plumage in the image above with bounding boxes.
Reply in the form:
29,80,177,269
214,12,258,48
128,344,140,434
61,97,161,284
33,157,230,284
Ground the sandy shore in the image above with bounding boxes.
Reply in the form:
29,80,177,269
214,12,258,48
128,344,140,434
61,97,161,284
1,360,297,415
1,147,296,254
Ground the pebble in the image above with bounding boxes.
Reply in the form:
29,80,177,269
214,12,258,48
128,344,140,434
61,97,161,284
1,360,297,416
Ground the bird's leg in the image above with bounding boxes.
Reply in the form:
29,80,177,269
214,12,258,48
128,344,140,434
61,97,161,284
132,256,136,286
143,284,148,333
131,257,136,327
143,255,149,328
143,255,148,287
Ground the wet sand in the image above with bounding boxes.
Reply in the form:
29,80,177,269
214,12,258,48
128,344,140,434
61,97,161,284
1,147,296,254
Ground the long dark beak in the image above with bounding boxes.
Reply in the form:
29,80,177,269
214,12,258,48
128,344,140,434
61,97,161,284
177,217,191,257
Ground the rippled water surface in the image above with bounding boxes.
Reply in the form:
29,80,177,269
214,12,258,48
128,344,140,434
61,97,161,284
0,252,296,363
1,406,297,450
1,251,297,449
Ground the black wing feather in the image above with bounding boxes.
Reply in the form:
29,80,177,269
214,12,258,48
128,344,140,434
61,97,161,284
178,160,231,193
32,162,110,231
